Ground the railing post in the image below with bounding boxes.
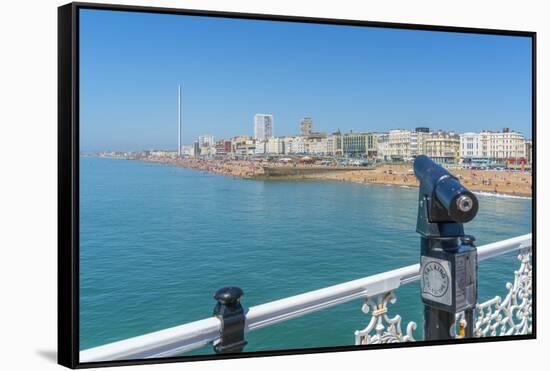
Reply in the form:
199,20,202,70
212,286,248,353
414,155,479,341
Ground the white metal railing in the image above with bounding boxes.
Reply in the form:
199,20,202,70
80,233,532,363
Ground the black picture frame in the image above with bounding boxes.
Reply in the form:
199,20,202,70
58,2,537,369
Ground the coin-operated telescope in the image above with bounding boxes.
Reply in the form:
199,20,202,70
414,155,478,340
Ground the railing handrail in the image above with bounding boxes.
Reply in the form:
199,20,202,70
80,233,532,363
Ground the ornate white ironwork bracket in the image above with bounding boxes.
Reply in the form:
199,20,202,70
474,250,532,337
354,291,417,344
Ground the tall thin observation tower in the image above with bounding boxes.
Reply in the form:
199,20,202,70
177,84,182,157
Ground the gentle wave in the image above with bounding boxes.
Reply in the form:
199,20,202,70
473,191,532,200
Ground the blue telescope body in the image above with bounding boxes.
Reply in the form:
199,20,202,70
414,155,478,228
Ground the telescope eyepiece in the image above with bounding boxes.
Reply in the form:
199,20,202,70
456,195,474,213
441,187,478,223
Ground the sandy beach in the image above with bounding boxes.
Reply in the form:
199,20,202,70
311,164,532,197
145,157,532,197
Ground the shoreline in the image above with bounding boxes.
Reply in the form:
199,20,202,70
294,172,532,199
96,156,533,198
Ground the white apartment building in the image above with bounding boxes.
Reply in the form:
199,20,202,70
287,136,307,154
487,129,526,160
307,136,329,155
460,132,484,160
414,128,430,157
460,129,526,163
388,129,414,161
266,137,285,154
282,137,294,155
273,135,332,155
255,140,266,155
254,114,273,141
376,133,390,161
327,134,339,156
386,128,431,161
198,135,215,148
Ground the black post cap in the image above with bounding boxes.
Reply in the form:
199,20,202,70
214,286,244,306
212,286,247,353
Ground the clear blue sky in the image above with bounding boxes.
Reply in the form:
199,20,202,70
79,9,532,152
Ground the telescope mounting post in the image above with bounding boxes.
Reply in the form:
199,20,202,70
414,155,479,341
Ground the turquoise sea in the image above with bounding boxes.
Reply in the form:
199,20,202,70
79,157,532,354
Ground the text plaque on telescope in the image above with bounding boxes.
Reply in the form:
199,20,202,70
421,256,452,306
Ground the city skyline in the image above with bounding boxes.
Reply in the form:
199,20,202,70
94,122,531,165
92,119,530,152
174,121,529,150
80,9,532,152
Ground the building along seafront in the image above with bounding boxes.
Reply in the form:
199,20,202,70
300,117,313,136
232,135,257,156
254,114,274,141
387,128,429,162
376,133,390,162
339,131,378,158
423,130,460,164
460,128,527,165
